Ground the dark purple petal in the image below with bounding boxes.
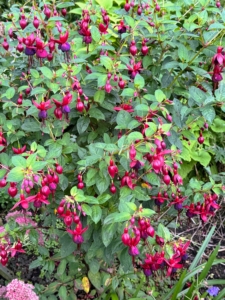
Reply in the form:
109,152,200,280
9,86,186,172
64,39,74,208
25,47,36,56
38,110,48,119
60,42,71,52
62,105,71,113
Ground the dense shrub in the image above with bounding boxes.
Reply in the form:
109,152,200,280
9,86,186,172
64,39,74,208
0,0,224,299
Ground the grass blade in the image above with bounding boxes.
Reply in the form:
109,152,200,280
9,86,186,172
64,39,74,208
171,270,187,300
189,225,215,271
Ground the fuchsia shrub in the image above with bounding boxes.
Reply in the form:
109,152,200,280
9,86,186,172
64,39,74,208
0,0,224,298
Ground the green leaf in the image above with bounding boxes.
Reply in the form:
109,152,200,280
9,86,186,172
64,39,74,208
94,90,105,104
91,26,101,42
190,150,211,167
81,204,92,216
100,56,113,71
7,167,24,182
171,270,187,300
96,0,113,9
29,258,43,269
145,123,157,137
124,15,135,28
104,212,131,225
138,209,155,217
211,117,225,132
30,69,39,79
32,161,47,172
46,143,62,159
116,110,132,129
189,225,215,271
21,119,40,132
26,153,37,168
57,259,67,276
121,88,134,97
96,176,110,194
88,271,101,290
39,66,53,79
5,87,15,99
146,172,160,186
178,44,189,61
91,205,102,224
57,2,74,8
201,105,215,124
58,286,67,300
11,156,26,168
155,89,166,102
102,223,117,247
97,193,111,204
60,234,77,258
127,132,143,143
134,74,145,89
215,288,225,300
185,243,219,300
89,108,105,120
189,86,206,104
31,87,47,96
157,223,171,242
89,259,100,274
77,116,90,134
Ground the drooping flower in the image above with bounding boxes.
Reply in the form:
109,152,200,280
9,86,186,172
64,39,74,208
12,145,26,154
67,222,88,244
33,99,53,119
53,31,71,52
114,103,134,112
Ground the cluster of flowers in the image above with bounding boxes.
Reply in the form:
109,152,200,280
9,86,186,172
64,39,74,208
56,197,87,245
2,5,70,64
0,279,39,300
121,215,190,277
185,193,220,223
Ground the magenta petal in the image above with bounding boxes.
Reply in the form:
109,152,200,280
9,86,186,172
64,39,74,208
36,49,48,58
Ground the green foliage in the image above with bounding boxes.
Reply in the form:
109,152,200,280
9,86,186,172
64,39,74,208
0,0,224,299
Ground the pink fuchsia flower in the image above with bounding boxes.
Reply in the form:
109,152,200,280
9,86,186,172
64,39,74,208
67,222,88,244
164,255,183,277
53,91,73,114
99,23,108,34
10,194,36,211
4,279,39,300
33,99,53,119
121,171,135,189
114,103,134,112
12,145,26,154
212,46,224,65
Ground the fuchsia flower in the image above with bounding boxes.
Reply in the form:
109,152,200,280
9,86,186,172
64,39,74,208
127,60,143,79
121,171,135,189
169,195,187,211
173,241,190,262
12,145,26,154
67,222,88,244
99,23,108,34
53,91,73,116
164,255,183,277
108,159,118,179
11,194,36,210
53,31,71,52
33,99,53,119
212,46,224,65
115,20,129,34
114,103,134,112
